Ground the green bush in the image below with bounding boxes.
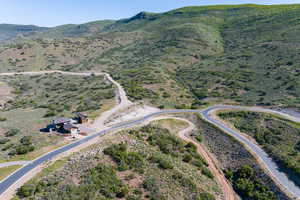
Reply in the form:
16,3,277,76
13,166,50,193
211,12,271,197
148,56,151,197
15,144,35,155
195,135,203,142
142,178,166,200
4,128,19,137
0,138,10,144
0,117,7,122
2,143,13,151
192,159,204,168
18,164,128,199
224,169,233,182
201,168,214,179
197,192,215,200
295,141,300,152
43,110,56,118
103,143,144,171
228,165,276,200
149,155,173,169
146,126,184,155
20,136,32,145
183,154,193,163
157,158,173,169
172,172,197,189
17,184,35,197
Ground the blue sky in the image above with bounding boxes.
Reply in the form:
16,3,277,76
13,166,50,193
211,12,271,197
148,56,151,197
1,0,299,27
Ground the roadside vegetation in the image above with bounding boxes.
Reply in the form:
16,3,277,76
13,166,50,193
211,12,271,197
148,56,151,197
15,120,220,200
224,165,276,200
219,110,300,187
0,165,21,181
179,113,289,200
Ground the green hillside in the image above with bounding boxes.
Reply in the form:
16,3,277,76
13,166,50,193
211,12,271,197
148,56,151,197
1,4,300,110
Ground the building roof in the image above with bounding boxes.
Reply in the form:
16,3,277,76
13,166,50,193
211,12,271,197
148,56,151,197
75,112,88,118
63,123,78,131
52,117,71,125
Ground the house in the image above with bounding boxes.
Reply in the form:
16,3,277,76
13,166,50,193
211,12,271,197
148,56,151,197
52,117,72,125
63,123,79,138
52,117,72,130
75,112,88,124
49,116,83,137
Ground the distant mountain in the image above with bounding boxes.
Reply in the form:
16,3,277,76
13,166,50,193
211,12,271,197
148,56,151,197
0,24,48,42
35,20,115,38
0,20,115,43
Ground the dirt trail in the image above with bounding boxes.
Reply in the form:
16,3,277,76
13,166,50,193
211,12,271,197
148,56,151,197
144,116,236,200
91,73,133,130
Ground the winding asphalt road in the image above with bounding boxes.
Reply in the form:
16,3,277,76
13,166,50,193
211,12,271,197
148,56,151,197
0,70,300,199
0,106,300,199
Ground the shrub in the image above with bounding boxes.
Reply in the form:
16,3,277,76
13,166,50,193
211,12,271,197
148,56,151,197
295,141,300,152
20,136,32,145
158,158,173,169
0,138,10,144
201,168,214,179
0,117,7,122
15,145,35,155
17,184,35,197
149,155,173,169
86,164,127,198
185,142,197,153
2,143,13,151
195,135,203,142
197,192,215,200
192,159,204,168
183,154,193,163
235,178,254,197
224,169,233,182
43,109,57,118
142,178,156,191
5,128,19,137
146,126,184,155
172,172,197,189
103,143,144,171
228,165,276,199
158,105,165,109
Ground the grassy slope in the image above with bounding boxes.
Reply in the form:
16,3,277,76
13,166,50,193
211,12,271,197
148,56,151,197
218,110,300,187
173,5,300,109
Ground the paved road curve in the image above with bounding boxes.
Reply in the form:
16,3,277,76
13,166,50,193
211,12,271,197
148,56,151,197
202,106,300,199
0,106,300,199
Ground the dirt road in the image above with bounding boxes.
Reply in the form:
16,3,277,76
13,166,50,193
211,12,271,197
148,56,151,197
144,116,236,200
